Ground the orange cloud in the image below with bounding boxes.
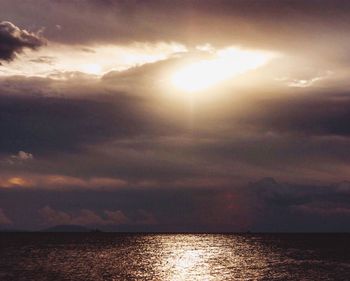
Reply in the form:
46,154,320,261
0,174,127,190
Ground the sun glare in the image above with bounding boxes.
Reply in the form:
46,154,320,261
171,48,273,92
82,63,103,75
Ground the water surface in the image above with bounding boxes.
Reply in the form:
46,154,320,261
0,233,349,280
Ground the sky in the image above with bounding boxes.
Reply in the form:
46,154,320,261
0,0,350,232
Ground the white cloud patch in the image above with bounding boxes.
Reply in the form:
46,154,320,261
276,71,333,88
12,150,34,161
287,76,325,88
2,150,34,165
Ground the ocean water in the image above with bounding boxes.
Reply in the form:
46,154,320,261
0,233,349,281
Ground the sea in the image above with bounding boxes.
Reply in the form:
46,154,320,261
0,233,349,281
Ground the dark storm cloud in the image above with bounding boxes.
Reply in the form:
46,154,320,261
0,21,45,62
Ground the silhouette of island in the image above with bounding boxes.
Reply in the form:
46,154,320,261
41,225,92,232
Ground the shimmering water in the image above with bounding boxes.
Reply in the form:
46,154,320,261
0,233,349,281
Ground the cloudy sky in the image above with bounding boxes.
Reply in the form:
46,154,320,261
0,0,349,232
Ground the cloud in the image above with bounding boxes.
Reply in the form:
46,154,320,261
246,178,350,230
39,206,110,226
0,174,127,190
9,151,34,164
276,71,332,88
0,41,186,77
1,68,350,185
1,0,349,50
14,150,34,160
248,94,350,137
0,93,167,154
39,206,133,226
1,150,34,165
0,1,350,233
0,177,348,231
103,210,130,225
0,208,12,225
292,203,350,216
134,209,158,225
0,21,45,62
29,55,55,65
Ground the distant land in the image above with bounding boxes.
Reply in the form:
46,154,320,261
0,225,102,233
1,224,349,233
41,225,94,232
0,228,28,232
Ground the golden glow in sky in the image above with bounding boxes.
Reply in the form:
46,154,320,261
171,48,274,92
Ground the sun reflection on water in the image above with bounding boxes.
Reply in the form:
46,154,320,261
163,247,211,281
147,234,270,281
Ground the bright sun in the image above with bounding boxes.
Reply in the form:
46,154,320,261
171,48,273,92
82,63,103,75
